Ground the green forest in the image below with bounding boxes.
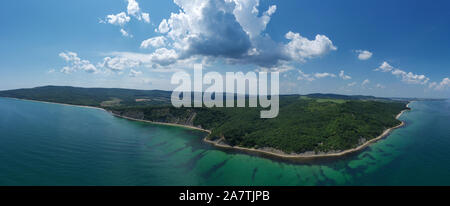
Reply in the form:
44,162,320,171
0,86,408,153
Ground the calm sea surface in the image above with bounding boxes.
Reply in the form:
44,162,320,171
0,97,449,185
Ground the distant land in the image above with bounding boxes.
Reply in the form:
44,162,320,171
1,85,434,159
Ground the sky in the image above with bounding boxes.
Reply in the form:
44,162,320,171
0,0,449,98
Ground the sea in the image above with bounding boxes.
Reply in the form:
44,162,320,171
0,97,449,185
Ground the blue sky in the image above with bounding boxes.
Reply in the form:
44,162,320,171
0,0,449,98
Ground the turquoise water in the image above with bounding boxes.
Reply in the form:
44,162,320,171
0,98,449,185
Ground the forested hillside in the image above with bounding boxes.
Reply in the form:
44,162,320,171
0,86,408,153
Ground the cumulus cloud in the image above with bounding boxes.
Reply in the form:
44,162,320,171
142,12,150,23
135,0,337,69
94,0,338,75
129,69,143,77
127,0,150,23
339,70,352,80
374,61,450,90
362,79,370,86
157,19,170,33
375,61,394,72
375,61,429,85
120,29,133,37
266,5,277,15
429,77,450,90
438,78,449,89
296,70,337,81
140,36,167,49
314,72,336,78
127,0,140,16
231,0,277,38
355,50,372,60
173,0,252,59
396,70,429,85
97,56,140,72
103,48,179,69
284,32,337,62
59,52,98,74
148,48,179,66
103,12,130,26
297,70,315,82
101,0,150,36
347,82,357,87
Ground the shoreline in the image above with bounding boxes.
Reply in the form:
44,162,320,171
203,103,411,160
104,101,412,160
2,97,210,132
111,114,212,133
3,97,108,112
2,97,411,160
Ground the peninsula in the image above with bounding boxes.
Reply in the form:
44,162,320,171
0,86,411,159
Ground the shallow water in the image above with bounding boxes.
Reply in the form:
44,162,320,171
0,98,449,185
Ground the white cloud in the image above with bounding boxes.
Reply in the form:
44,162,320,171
284,31,337,62
375,61,430,85
120,29,133,37
231,0,276,38
162,0,252,59
399,71,429,84
60,67,73,74
140,36,167,49
356,50,372,60
297,70,336,81
362,79,370,86
347,82,357,87
127,0,150,23
266,5,277,16
103,48,179,69
150,48,179,66
59,52,98,74
297,70,315,82
257,64,294,73
339,70,352,80
139,0,337,69
429,77,450,90
428,82,437,88
129,69,143,77
157,19,170,33
101,0,150,36
127,0,140,16
98,56,140,71
376,83,386,89
104,12,130,26
314,72,336,78
95,0,338,75
375,61,394,72
59,52,78,62
142,12,150,23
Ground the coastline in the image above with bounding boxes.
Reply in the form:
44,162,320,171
4,97,107,112
2,97,411,160
111,114,212,133
203,102,412,160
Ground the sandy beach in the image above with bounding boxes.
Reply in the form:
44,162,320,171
3,97,411,160
6,97,107,112
111,114,212,133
